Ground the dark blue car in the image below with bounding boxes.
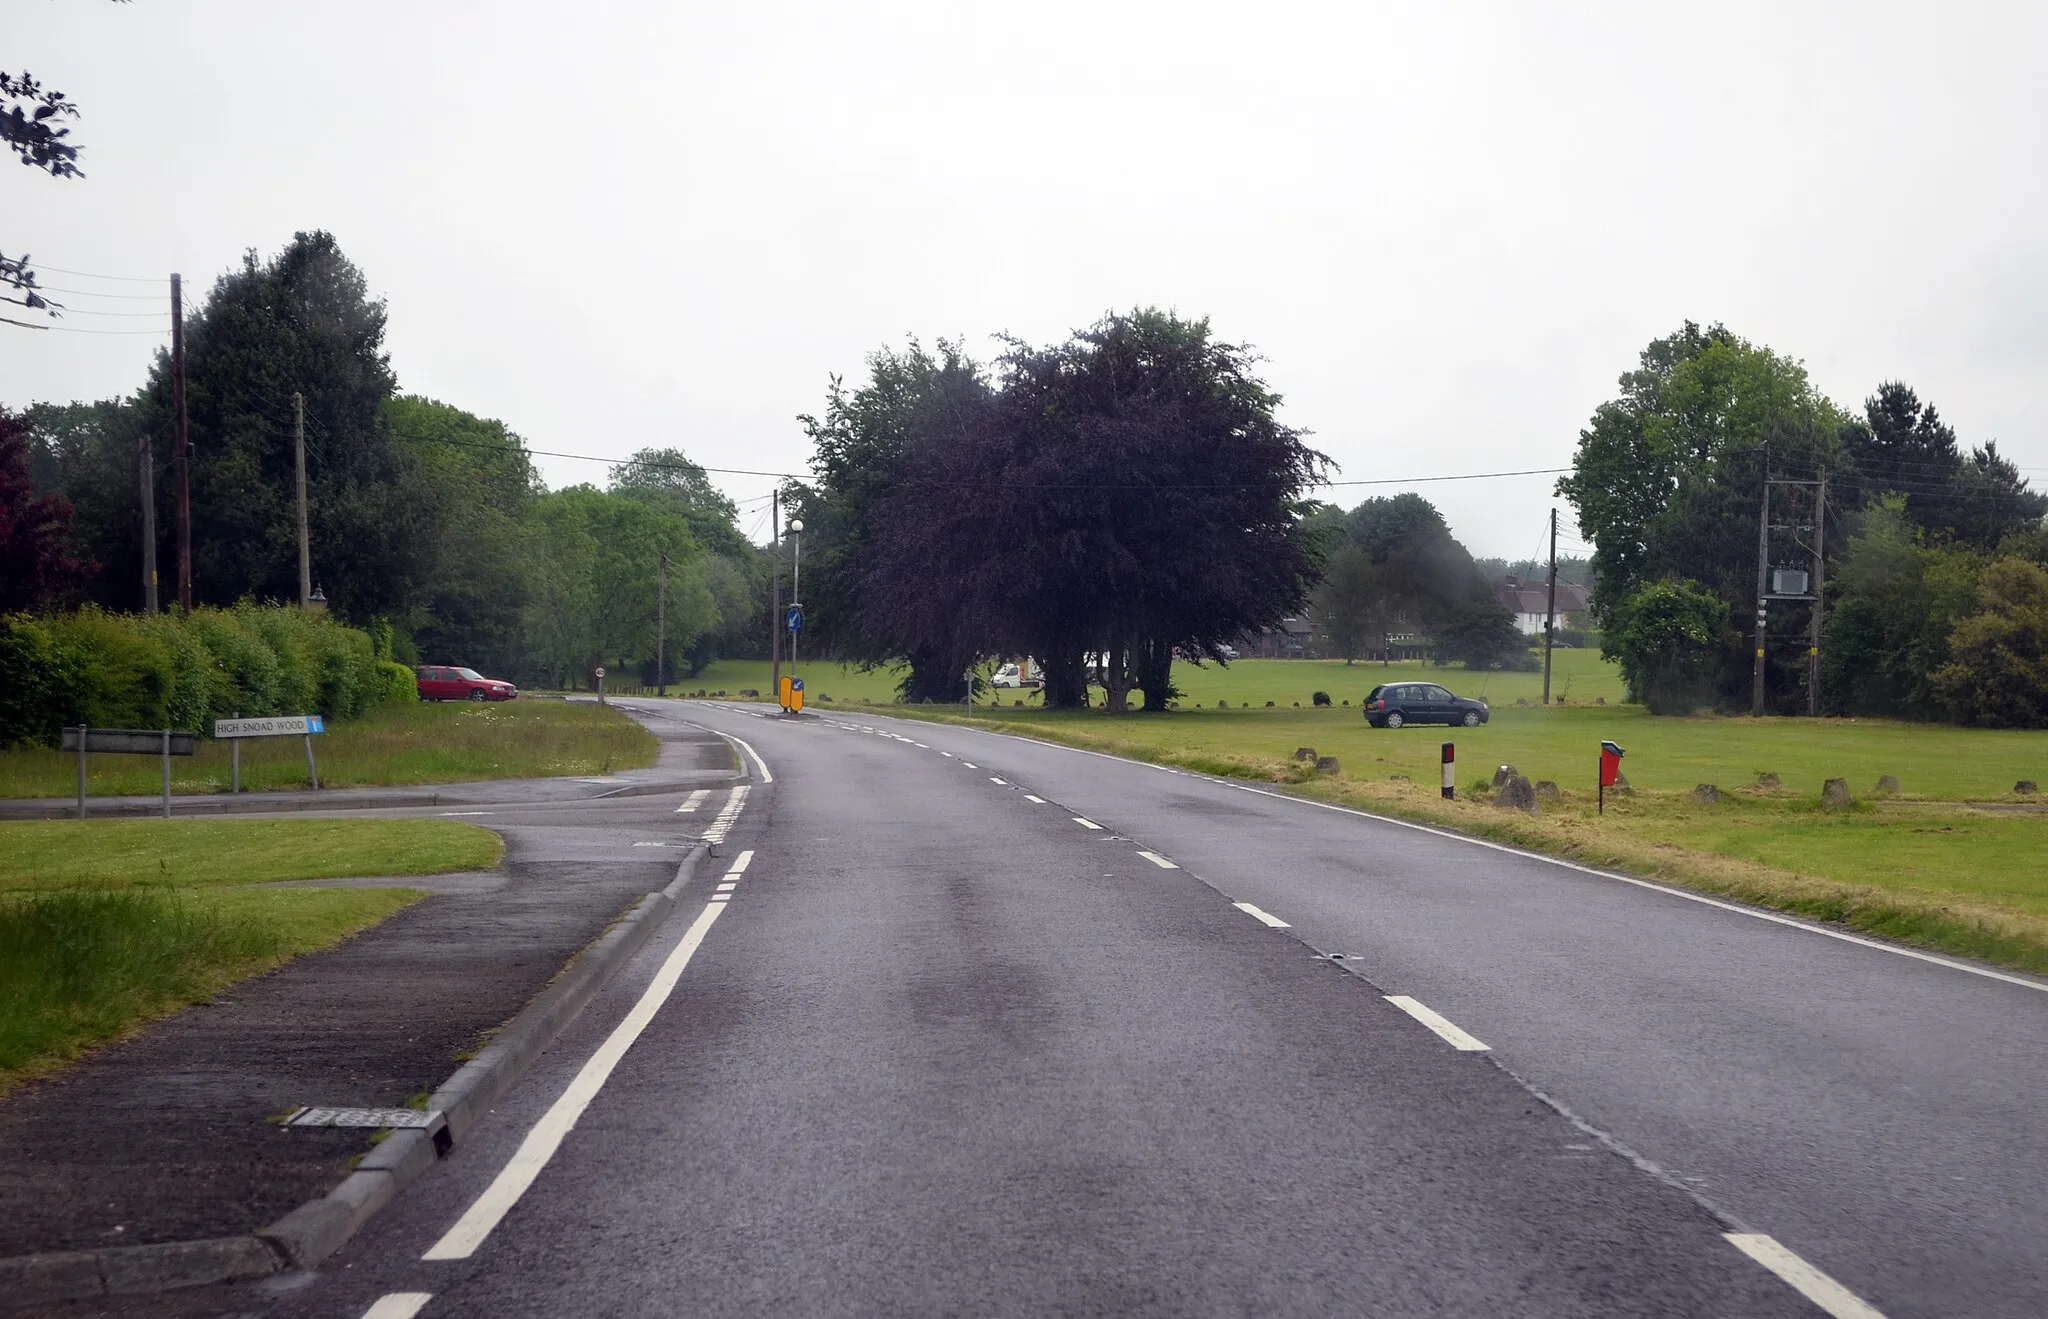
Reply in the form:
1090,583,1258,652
1364,682,1489,728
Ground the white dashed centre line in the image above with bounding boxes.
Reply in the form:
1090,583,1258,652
1233,901,1290,928
726,849,754,874
708,893,730,902
436,811,493,817
675,789,710,813
941,751,956,757
962,762,978,769
990,777,1007,785
1137,851,1179,869
359,1295,433,1319
1725,1234,1888,1318
1023,795,1045,804
715,882,737,892
1384,996,1489,1051
1073,817,1103,830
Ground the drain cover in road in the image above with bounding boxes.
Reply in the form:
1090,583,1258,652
281,1106,442,1130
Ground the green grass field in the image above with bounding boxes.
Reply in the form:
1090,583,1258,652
664,651,1627,712
0,698,657,799
0,817,500,1091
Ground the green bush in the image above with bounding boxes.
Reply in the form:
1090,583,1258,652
1933,557,2048,728
1604,579,1732,715
0,606,393,747
373,659,418,705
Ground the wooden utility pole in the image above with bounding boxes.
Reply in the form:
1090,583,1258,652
171,273,192,610
294,391,311,606
656,551,669,696
1808,469,1826,717
1751,450,1770,716
1542,507,1558,705
139,433,159,613
769,489,783,699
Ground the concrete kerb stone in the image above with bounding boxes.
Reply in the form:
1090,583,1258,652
0,840,716,1305
0,1235,283,1309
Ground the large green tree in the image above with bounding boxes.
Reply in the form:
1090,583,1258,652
1559,322,1848,710
131,231,425,619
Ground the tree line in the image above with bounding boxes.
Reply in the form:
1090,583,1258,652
5,232,770,686
1562,321,2048,726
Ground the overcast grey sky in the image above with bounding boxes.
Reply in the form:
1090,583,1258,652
7,0,2045,557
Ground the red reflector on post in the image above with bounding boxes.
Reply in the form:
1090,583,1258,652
1441,741,1455,799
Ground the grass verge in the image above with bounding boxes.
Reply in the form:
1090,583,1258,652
0,816,499,1091
881,705,2048,978
0,818,502,890
0,698,657,799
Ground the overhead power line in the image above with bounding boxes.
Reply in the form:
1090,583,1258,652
17,263,167,283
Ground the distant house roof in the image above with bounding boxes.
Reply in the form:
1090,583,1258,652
1494,580,1590,616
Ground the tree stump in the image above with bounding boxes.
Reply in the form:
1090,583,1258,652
1534,780,1561,802
1822,778,1853,807
1875,774,1901,795
2016,780,2040,796
1315,756,1341,775
1492,763,1519,788
1293,747,1318,762
1754,772,1781,791
1689,784,1721,805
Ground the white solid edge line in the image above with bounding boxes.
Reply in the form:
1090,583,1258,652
1384,995,1490,1051
725,732,773,783
726,849,754,874
1725,1234,1888,1319
1073,817,1102,830
360,1292,434,1319
881,717,2048,998
1233,901,1290,928
1137,850,1179,869
422,902,729,1260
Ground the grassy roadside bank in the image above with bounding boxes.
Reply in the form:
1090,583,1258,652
0,698,657,799
0,818,501,1091
876,704,2048,977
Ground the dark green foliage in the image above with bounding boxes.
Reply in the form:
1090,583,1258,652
1840,383,2046,548
1604,580,1733,714
0,605,393,747
1819,500,1980,718
0,408,94,610
1436,600,1536,670
1933,558,2048,728
131,232,423,619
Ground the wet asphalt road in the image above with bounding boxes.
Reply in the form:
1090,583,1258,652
261,699,2046,1318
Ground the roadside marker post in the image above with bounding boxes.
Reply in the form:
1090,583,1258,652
214,715,326,792
1441,742,1455,800
1599,740,1625,814
62,726,198,819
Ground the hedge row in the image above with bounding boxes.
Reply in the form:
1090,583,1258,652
0,605,415,748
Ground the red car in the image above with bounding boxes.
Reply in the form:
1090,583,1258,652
415,665,518,702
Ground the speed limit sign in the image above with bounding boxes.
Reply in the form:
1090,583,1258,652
594,666,606,679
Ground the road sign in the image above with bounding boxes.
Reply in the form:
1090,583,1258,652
62,728,195,755
786,605,803,632
214,714,323,738
594,666,607,679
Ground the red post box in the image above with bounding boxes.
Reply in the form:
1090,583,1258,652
1598,740,1624,813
